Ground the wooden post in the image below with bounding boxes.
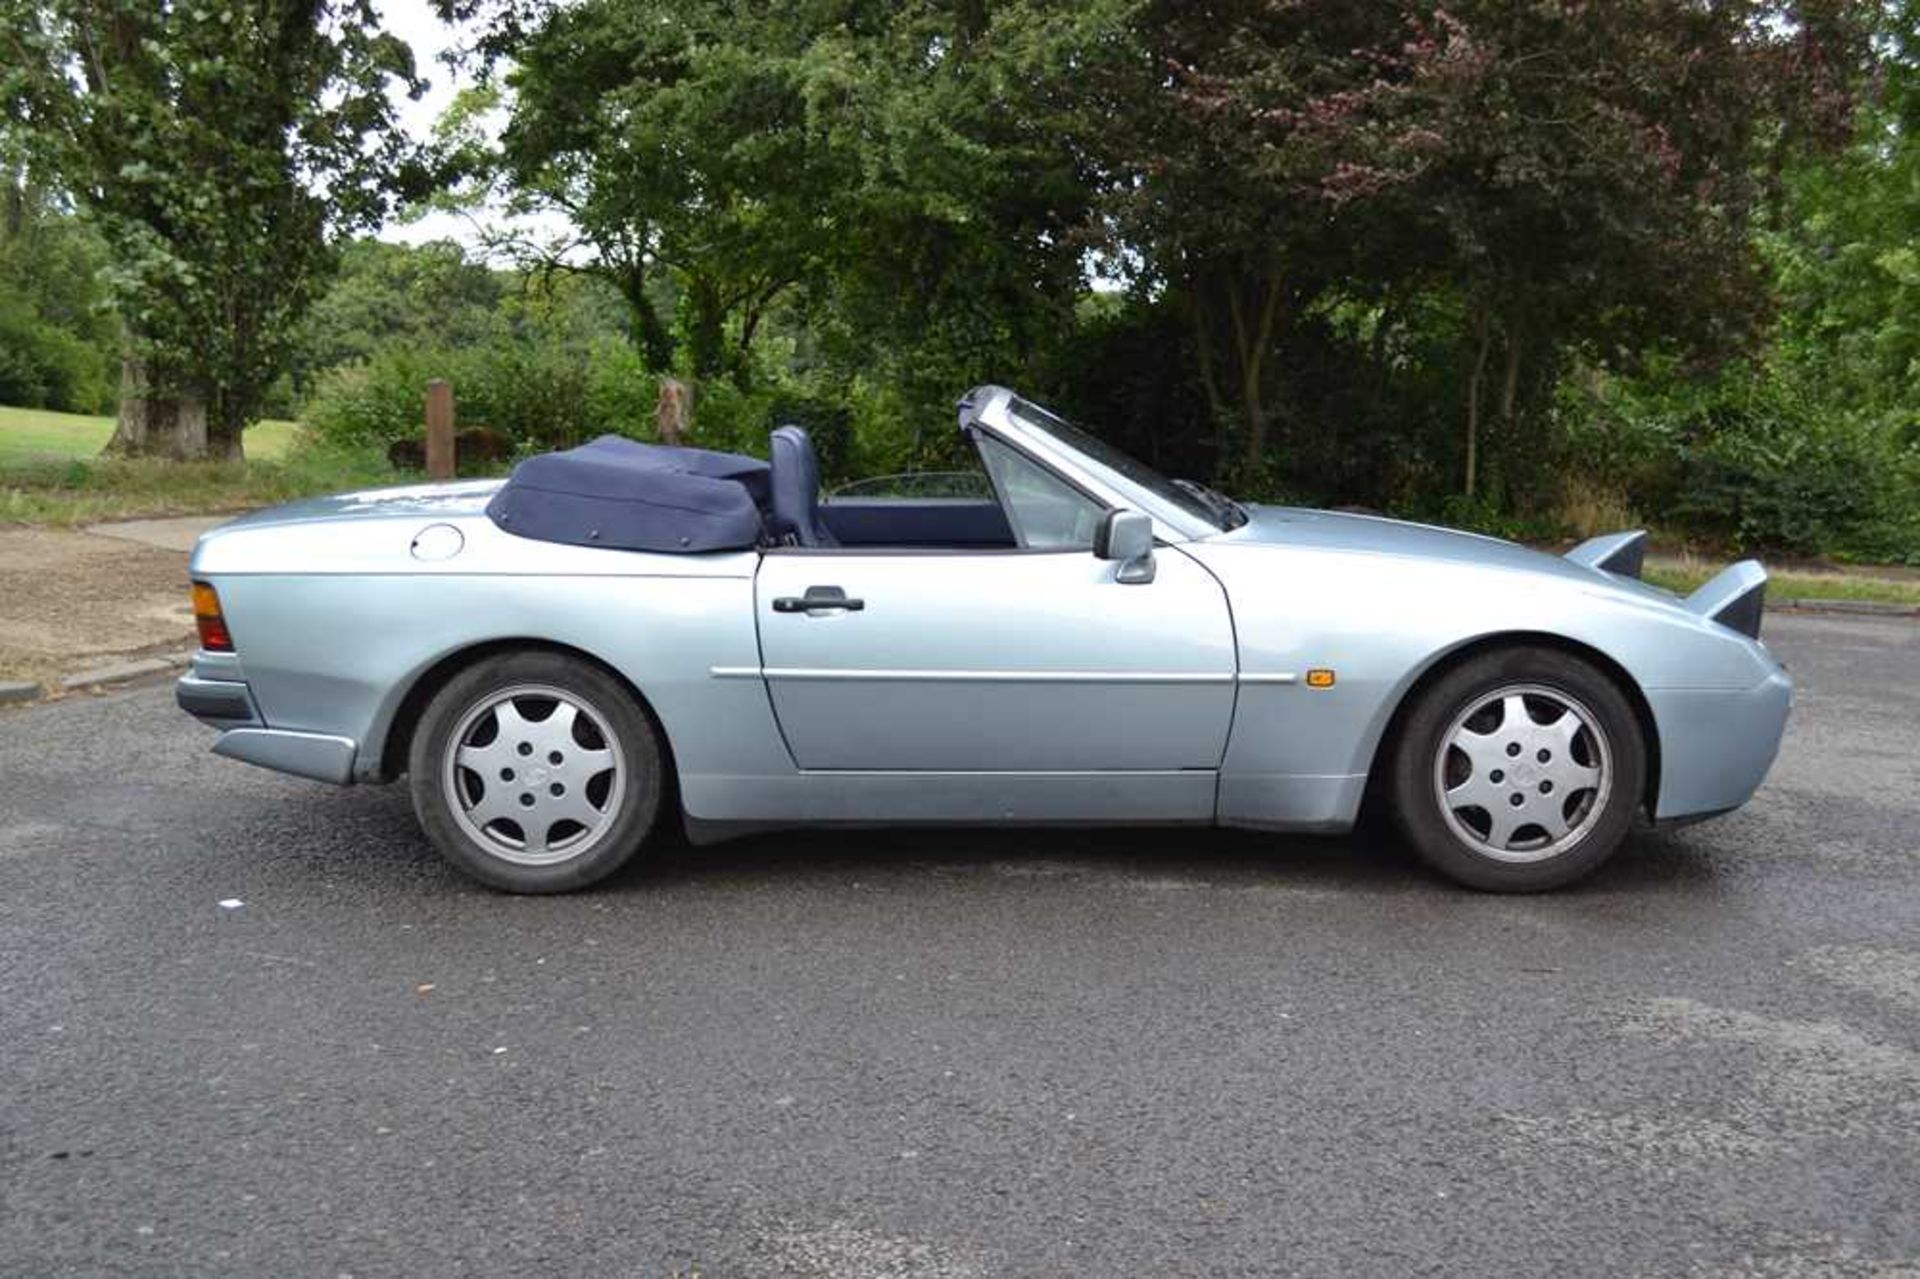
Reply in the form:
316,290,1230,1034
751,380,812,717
425,379,455,480
654,376,689,446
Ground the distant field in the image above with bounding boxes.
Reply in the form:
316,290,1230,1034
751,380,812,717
0,403,393,527
0,405,298,467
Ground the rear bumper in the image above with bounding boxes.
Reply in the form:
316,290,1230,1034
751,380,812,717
176,674,260,725
1647,667,1793,820
176,652,358,786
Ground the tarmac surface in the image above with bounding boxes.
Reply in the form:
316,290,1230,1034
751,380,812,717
1,612,1915,1276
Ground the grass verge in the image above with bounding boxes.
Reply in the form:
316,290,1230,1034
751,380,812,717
0,445,401,527
0,403,441,525
0,404,298,466
1645,564,1920,607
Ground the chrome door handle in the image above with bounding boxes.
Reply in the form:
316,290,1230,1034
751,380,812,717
773,586,865,614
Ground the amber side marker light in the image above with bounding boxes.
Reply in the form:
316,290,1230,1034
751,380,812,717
191,581,233,652
1305,668,1337,689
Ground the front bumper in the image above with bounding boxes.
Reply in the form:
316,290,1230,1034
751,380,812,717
176,652,358,785
1647,666,1794,820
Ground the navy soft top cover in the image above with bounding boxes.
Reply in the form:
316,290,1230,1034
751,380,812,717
486,435,771,553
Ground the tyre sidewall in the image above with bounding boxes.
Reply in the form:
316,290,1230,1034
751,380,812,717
1391,648,1646,892
408,651,664,893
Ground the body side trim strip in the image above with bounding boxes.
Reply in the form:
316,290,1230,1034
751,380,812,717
763,667,1232,684
711,665,1296,685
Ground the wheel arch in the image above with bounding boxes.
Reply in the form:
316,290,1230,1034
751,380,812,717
1360,631,1662,819
374,638,680,793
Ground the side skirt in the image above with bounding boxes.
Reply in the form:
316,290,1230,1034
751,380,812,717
677,769,1218,827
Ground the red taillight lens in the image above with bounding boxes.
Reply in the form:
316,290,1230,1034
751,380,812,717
192,581,233,652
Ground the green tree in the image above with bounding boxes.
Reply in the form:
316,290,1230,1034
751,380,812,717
1768,0,1919,431
464,0,1087,413
2,0,428,458
0,160,117,412
289,238,506,393
1038,0,1873,490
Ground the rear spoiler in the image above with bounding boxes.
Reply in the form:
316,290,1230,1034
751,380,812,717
1566,530,1766,638
1683,560,1768,639
1565,530,1649,579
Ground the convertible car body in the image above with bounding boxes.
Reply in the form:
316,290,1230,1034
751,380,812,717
178,386,1791,892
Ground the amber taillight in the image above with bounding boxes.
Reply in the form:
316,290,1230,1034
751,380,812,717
191,581,233,652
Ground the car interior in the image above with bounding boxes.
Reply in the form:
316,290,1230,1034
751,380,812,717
767,424,1019,550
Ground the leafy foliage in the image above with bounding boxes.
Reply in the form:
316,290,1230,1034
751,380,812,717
0,0,431,454
1766,0,1920,433
1029,0,1876,490
1556,356,1919,562
3,1,1913,561
475,0,1087,406
0,174,116,412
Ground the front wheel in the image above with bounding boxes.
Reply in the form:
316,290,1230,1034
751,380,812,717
408,651,665,893
1388,647,1646,891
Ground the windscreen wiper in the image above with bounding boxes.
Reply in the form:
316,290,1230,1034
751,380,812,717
1174,478,1250,530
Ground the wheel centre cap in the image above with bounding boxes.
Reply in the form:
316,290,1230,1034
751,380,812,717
526,765,549,786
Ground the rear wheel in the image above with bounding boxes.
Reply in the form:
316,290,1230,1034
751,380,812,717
1388,647,1645,891
408,651,664,893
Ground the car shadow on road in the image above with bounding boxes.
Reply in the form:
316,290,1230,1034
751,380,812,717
621,816,1725,900
314,782,1726,900
639,824,1413,892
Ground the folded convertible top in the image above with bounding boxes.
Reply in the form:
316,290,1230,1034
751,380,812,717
486,435,771,553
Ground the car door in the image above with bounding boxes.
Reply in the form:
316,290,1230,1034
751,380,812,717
754,548,1235,771
752,436,1237,773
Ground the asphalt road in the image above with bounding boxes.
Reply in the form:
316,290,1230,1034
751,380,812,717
2,613,1916,1277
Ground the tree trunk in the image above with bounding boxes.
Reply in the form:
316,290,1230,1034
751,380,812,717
954,0,990,46
1228,271,1283,476
1493,328,1522,506
1463,309,1493,498
618,266,673,374
1499,330,1522,433
1182,277,1232,476
1239,360,1266,474
685,274,727,383
206,419,245,461
206,391,247,462
105,355,211,461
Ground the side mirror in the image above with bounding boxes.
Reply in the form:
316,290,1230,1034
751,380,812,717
1094,509,1156,584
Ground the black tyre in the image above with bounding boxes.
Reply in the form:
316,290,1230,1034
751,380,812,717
1388,646,1646,892
408,650,665,893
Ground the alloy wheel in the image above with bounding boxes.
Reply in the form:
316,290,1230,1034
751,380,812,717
442,684,627,866
1431,683,1614,863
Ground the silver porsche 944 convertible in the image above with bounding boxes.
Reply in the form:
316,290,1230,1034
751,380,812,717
178,385,1790,894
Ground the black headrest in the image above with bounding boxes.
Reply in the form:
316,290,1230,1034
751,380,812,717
768,425,834,547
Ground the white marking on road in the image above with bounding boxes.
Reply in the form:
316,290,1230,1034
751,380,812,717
759,1219,985,1278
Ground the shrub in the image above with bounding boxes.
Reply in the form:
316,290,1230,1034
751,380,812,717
1556,359,1919,562
302,337,658,455
0,299,114,414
